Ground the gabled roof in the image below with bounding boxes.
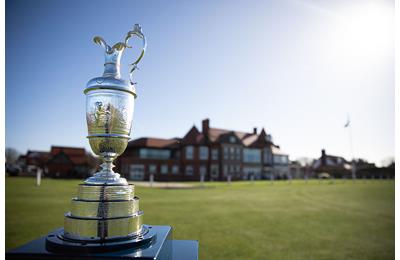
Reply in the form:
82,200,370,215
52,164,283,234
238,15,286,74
271,145,288,155
324,155,348,166
27,150,50,158
126,119,284,152
208,128,230,142
181,126,205,145
50,146,85,155
243,128,274,147
242,134,258,146
128,137,180,148
208,127,253,143
50,146,88,165
312,150,351,170
26,150,51,164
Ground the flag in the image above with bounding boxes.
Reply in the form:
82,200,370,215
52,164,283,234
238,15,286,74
344,116,350,128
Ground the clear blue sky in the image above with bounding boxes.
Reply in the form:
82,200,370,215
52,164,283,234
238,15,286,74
6,0,394,165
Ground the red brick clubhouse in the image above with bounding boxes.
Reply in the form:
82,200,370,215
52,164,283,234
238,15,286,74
115,119,289,181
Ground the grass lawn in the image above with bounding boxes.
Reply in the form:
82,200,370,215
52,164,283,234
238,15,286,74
6,177,394,259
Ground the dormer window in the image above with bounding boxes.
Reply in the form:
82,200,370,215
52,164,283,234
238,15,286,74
229,136,235,143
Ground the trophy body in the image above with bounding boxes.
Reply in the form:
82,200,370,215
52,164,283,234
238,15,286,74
84,88,134,185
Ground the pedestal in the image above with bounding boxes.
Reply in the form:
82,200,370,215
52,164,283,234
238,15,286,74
6,225,198,260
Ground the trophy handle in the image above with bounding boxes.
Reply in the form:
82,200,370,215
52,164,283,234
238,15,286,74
124,24,147,85
92,24,146,83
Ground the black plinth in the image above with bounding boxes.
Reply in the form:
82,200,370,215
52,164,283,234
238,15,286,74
6,225,198,260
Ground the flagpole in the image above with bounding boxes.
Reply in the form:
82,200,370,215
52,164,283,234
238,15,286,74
345,115,356,181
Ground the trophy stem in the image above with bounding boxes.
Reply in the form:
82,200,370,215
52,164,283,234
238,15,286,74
84,152,127,185
100,153,116,174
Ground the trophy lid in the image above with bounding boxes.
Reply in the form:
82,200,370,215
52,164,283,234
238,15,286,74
84,24,147,97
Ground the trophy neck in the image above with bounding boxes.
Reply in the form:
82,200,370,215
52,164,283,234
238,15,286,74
103,50,123,79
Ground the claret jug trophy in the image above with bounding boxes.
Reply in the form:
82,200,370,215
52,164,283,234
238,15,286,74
47,24,154,251
6,24,198,260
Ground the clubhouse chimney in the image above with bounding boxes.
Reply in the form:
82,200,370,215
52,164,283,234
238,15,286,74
202,118,210,135
253,127,257,135
321,149,327,165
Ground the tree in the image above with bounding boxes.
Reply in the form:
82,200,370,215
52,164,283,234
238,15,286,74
5,147,20,164
296,157,314,167
381,156,394,168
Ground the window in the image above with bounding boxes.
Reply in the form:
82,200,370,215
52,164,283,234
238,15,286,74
161,164,168,174
211,149,219,160
263,148,272,164
200,165,207,176
211,164,219,177
235,148,241,160
199,146,209,160
149,164,157,174
223,147,228,160
172,165,179,174
273,155,288,164
185,146,194,159
129,164,144,180
223,165,228,176
235,165,240,173
229,147,235,160
185,165,194,176
139,149,170,159
281,156,288,164
243,149,261,163
229,136,236,143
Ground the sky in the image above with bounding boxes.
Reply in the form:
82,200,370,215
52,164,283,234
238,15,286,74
5,0,394,165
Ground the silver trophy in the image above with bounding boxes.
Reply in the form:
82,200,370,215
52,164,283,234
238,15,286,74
85,24,146,185
61,24,149,243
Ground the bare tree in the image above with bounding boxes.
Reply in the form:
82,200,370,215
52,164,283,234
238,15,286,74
381,156,394,168
5,147,20,164
296,157,314,167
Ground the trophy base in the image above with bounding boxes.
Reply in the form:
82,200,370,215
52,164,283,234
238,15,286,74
6,225,199,260
46,225,155,253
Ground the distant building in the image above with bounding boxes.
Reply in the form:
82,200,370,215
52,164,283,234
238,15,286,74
46,146,92,179
311,149,395,179
289,161,309,179
118,138,181,182
116,119,290,181
354,159,394,179
311,149,352,178
23,150,51,176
